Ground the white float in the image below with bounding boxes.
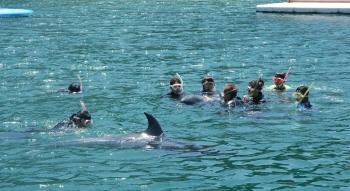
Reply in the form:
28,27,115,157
256,0,350,14
0,8,33,17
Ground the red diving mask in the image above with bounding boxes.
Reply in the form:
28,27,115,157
272,77,284,86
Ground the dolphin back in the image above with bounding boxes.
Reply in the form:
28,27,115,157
144,112,163,136
180,95,205,105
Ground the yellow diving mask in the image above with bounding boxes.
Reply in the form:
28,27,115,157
293,92,304,102
293,83,313,102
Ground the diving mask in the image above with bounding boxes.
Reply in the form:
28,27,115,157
170,83,183,93
293,92,304,102
170,73,184,94
224,89,237,97
293,83,313,102
273,77,285,86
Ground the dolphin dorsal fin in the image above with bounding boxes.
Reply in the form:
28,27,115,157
144,112,163,136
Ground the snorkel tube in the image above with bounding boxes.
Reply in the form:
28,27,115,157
284,67,292,82
80,100,87,112
77,75,83,93
175,73,183,85
176,73,184,93
302,83,313,99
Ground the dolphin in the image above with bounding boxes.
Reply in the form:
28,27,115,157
56,112,203,151
180,93,220,105
180,95,206,105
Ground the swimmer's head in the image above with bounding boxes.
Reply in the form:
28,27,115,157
223,83,238,102
294,85,310,102
169,73,183,95
247,79,264,97
67,75,83,93
273,73,286,86
70,110,91,128
202,75,215,92
68,83,81,93
70,101,92,128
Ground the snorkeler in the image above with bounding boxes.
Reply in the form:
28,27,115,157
168,73,184,99
53,101,92,130
221,83,244,108
268,67,292,91
58,75,83,93
243,78,265,104
201,75,216,96
293,85,312,109
180,74,219,105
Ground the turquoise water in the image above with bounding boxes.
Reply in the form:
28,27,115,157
1,0,350,190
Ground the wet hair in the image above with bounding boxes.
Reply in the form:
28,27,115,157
69,111,91,120
77,110,91,120
274,73,286,79
70,110,91,124
201,75,215,84
68,83,81,93
170,77,181,85
223,83,237,97
296,85,309,96
248,79,264,91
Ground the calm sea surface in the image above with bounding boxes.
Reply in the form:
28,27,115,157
1,0,350,190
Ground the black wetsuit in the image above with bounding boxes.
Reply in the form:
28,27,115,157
53,110,90,130
297,99,312,109
225,97,245,108
250,92,265,104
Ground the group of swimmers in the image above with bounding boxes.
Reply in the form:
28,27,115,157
52,68,312,130
167,67,312,110
53,76,92,130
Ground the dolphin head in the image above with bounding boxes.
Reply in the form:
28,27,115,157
143,112,163,136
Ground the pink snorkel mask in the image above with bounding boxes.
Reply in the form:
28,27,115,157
273,67,292,86
273,77,285,86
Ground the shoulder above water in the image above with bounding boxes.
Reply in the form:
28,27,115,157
267,84,291,91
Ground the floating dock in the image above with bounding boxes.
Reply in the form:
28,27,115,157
256,0,350,14
0,8,33,17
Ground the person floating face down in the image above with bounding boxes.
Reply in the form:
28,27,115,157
272,73,287,91
168,73,184,98
68,83,81,93
244,78,265,104
53,101,92,130
202,75,215,95
294,85,312,109
58,75,83,93
69,75,83,93
222,83,244,108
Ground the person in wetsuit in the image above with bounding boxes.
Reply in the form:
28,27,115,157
243,78,265,104
268,73,291,92
168,73,184,99
58,75,83,93
294,85,312,109
201,75,216,97
221,83,244,108
53,101,92,130
180,74,219,105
